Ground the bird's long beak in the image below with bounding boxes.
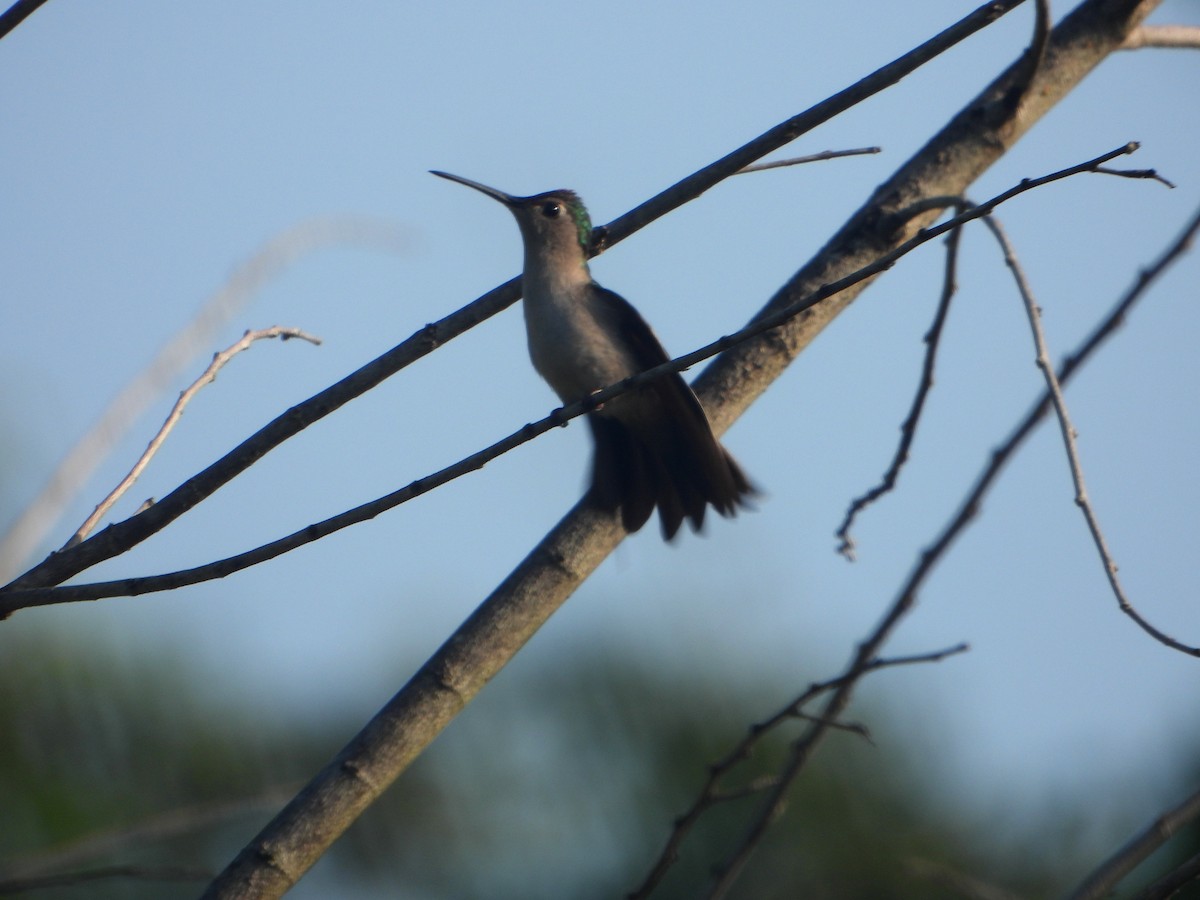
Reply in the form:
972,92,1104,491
430,170,517,207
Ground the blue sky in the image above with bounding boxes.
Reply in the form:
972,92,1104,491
2,0,1199,874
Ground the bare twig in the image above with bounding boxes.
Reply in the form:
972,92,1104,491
0,217,408,582
738,147,882,174
1093,165,1176,188
0,147,1137,616
705,200,1200,900
67,327,321,548
1065,784,1200,900
0,0,1029,599
1121,24,1200,49
837,219,965,559
627,643,967,899
982,214,1188,655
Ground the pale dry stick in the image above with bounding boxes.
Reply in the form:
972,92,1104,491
982,214,1183,653
738,147,881,174
1065,784,1200,900
708,200,1200,900
627,643,968,900
68,327,321,548
0,217,411,582
0,146,1140,615
836,222,965,560
1122,24,1200,48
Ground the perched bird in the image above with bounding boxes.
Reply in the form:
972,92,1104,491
432,171,753,539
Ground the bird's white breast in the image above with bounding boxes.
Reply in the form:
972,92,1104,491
522,276,638,404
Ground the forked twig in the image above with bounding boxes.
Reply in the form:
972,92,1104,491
67,327,321,547
837,148,1173,562
0,217,407,582
837,222,964,559
627,643,968,899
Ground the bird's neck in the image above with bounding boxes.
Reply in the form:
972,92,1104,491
522,244,592,307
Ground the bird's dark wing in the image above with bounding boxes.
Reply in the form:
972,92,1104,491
587,286,753,538
589,285,673,371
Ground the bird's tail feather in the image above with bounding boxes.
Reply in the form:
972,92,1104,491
586,410,753,540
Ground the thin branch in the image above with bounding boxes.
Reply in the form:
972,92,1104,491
837,218,965,560
982,214,1187,654
1121,24,1200,49
1093,164,1176,188
592,0,1027,252
1065,784,1200,900
0,0,49,41
0,217,408,583
738,147,881,174
627,643,968,900
0,147,1136,615
706,199,1200,900
0,0,1029,597
67,327,321,548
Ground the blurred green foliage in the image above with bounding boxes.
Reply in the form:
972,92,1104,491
0,631,1196,899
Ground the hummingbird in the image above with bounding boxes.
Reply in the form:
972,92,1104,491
432,170,753,540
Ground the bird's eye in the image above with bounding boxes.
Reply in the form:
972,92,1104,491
541,201,561,217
